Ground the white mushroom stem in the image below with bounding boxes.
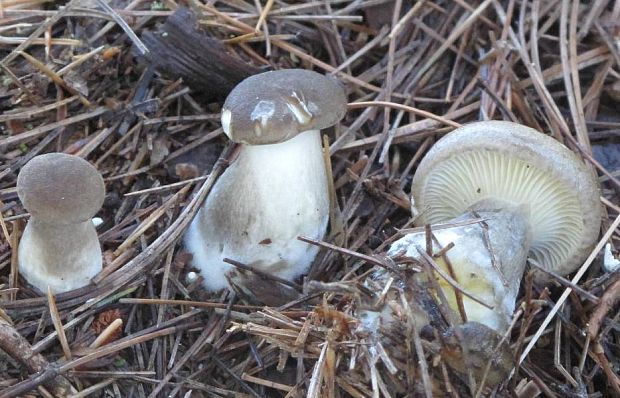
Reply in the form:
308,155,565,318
18,219,102,293
185,129,329,291
388,203,532,332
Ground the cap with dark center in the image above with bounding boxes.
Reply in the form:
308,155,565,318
411,120,601,277
17,153,105,224
221,69,347,145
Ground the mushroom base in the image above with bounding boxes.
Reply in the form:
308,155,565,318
18,219,102,293
185,129,329,292
388,207,531,333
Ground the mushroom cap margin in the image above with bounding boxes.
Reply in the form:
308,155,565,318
411,120,601,278
221,69,347,145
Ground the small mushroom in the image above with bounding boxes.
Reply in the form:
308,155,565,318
388,121,601,332
185,69,347,292
17,153,105,293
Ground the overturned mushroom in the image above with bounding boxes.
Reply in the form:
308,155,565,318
185,69,347,293
388,121,601,332
17,153,105,293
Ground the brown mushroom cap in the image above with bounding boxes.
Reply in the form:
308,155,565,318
411,121,601,277
17,153,105,224
221,69,347,145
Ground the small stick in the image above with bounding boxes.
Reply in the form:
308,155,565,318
431,234,467,323
519,213,620,364
113,184,191,256
0,61,42,106
0,210,11,250
587,275,620,338
47,288,72,360
90,319,123,349
298,235,407,275
17,51,92,107
92,249,136,284
0,106,109,147
8,220,21,301
347,101,461,128
398,217,487,234
400,291,432,398
0,37,82,46
119,298,306,317
415,246,494,310
124,176,208,197
142,113,219,125
528,258,599,303
66,378,114,398
0,317,76,397
223,258,302,290
472,211,508,288
0,96,78,122
95,0,149,58
242,373,293,392
57,46,105,76
254,0,274,31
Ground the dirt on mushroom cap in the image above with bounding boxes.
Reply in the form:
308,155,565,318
221,69,347,145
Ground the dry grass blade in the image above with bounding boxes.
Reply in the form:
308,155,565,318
46,288,72,360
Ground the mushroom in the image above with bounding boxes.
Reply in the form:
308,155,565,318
388,121,601,332
17,153,105,293
185,69,347,292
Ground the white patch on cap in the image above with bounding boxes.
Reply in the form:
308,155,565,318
286,91,313,125
221,108,232,139
251,100,275,136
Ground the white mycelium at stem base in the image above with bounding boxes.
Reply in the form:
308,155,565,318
184,69,347,292
389,121,601,333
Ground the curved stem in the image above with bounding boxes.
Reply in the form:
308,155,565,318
389,206,532,332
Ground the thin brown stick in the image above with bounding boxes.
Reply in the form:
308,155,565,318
0,317,76,397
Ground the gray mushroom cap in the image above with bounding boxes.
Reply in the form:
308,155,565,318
17,153,105,224
221,69,347,145
411,121,601,278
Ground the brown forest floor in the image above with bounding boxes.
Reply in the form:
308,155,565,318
1,0,620,397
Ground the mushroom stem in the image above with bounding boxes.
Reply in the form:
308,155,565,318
18,219,102,293
185,129,329,291
388,204,532,333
